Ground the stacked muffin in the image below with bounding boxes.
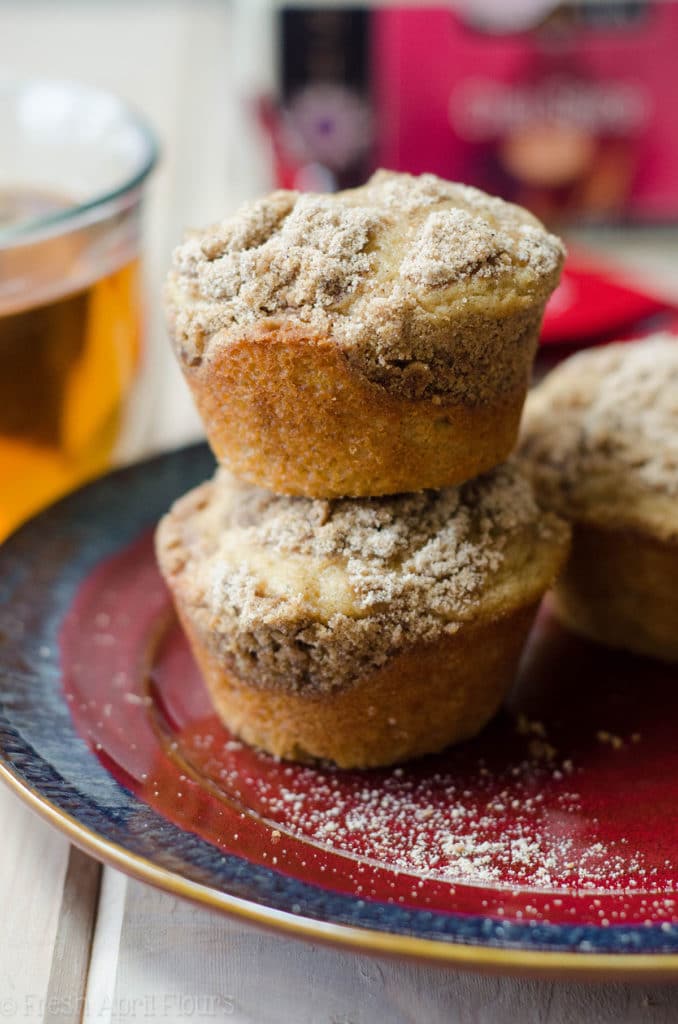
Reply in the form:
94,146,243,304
157,171,569,768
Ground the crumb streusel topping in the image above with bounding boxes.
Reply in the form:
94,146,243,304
520,334,678,541
167,170,564,402
156,463,569,693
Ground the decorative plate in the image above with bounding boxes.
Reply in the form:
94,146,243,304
2,443,678,978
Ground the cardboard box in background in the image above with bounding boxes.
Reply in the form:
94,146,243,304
263,3,678,226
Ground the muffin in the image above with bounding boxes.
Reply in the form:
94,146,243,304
520,334,678,662
156,463,570,768
166,170,564,498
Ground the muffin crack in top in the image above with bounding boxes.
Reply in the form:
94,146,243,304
167,170,564,403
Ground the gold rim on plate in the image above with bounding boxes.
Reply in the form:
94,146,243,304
3,759,678,980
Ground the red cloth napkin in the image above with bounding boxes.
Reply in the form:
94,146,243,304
541,256,676,346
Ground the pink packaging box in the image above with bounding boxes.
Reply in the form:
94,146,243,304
270,4,678,224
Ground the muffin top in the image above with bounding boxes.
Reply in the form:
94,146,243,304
520,334,678,542
156,463,569,693
167,170,564,401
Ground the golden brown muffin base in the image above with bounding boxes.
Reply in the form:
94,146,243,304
180,324,528,498
554,523,678,663
176,603,539,769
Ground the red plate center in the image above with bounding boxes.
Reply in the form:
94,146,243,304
62,532,678,929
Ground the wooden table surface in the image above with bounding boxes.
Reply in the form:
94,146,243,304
2,3,678,1021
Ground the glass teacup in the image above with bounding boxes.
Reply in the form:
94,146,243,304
0,78,157,538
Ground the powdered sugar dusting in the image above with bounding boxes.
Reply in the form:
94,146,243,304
209,719,662,898
67,523,678,934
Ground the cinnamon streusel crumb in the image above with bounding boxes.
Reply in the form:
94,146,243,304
521,334,678,541
156,463,569,693
167,170,564,402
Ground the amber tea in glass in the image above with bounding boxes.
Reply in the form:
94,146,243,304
0,81,156,538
